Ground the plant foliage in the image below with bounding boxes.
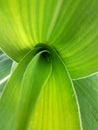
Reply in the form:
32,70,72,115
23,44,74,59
0,0,98,130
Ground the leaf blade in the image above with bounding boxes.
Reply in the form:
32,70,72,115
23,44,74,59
0,50,12,92
0,48,52,130
0,1,98,79
27,47,82,130
73,73,98,130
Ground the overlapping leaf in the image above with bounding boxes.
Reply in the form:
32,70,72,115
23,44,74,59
0,0,98,78
0,1,98,130
28,46,82,130
0,46,82,130
73,73,98,130
0,48,52,130
0,50,12,92
30,48,82,130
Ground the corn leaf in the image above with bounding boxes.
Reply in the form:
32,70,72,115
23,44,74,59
74,73,98,130
27,47,82,130
0,49,52,130
0,50,12,92
0,46,82,130
0,1,98,130
0,0,98,78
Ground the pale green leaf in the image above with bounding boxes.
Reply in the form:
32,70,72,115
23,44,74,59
0,50,12,80
0,49,52,130
0,50,12,92
73,73,98,130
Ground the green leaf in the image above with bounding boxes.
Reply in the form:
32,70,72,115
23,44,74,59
0,49,52,130
0,1,98,129
0,50,12,80
0,81,7,95
0,45,82,130
0,50,12,92
25,45,82,130
49,0,98,78
73,73,98,130
0,0,98,78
